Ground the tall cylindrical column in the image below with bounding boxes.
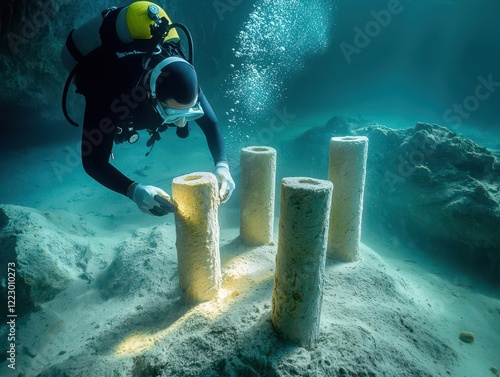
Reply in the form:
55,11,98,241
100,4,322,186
240,146,277,245
172,172,221,303
327,136,369,261
272,177,333,350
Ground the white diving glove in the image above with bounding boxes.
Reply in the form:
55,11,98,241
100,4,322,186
127,183,178,216
214,162,235,204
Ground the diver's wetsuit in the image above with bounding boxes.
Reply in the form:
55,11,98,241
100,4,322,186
74,10,227,197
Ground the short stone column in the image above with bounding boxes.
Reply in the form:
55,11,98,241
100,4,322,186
327,136,368,262
240,146,277,245
172,172,221,303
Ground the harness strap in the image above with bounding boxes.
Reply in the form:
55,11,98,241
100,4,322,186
65,29,85,62
62,64,80,127
99,6,124,49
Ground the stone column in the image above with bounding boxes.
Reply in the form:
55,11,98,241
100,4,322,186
272,177,333,349
172,172,221,303
240,146,277,245
327,136,369,261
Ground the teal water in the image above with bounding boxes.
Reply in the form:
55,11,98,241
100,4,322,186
0,1,499,376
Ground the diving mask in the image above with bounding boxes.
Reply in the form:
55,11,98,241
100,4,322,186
149,56,204,126
155,101,204,127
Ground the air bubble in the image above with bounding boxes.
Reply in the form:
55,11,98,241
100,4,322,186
225,0,336,128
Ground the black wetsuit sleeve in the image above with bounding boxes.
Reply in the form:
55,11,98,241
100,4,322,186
81,100,133,196
195,88,228,165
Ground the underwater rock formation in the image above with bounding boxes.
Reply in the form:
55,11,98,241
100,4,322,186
284,117,500,283
0,205,94,317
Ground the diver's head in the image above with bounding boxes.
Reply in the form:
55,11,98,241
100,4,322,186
149,57,204,127
156,57,198,105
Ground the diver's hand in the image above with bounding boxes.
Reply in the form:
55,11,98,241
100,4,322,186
214,162,235,204
128,183,177,216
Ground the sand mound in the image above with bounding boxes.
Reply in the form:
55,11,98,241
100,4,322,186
4,208,498,376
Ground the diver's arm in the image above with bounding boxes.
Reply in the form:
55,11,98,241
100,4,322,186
194,88,234,203
81,102,134,196
81,101,177,215
194,88,228,165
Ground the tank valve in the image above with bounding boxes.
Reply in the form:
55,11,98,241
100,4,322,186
147,5,160,21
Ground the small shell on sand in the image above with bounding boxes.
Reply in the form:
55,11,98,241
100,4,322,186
459,331,475,343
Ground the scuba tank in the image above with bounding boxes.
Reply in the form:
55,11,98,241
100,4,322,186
62,1,194,127
61,1,180,73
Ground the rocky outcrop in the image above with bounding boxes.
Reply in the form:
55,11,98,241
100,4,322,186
283,117,500,284
0,205,95,317
0,1,121,110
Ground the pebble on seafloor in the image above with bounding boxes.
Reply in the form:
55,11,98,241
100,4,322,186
459,331,475,343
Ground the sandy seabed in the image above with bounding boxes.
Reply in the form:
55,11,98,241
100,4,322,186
0,121,499,377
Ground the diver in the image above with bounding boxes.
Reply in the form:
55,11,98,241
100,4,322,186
61,1,235,216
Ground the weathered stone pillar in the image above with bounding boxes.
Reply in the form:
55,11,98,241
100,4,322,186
327,136,369,261
240,146,277,245
272,177,333,349
172,172,221,303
